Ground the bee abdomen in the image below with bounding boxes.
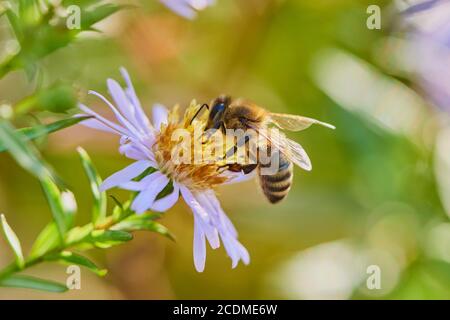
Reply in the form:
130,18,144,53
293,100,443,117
264,169,291,183
265,180,291,192
259,156,293,204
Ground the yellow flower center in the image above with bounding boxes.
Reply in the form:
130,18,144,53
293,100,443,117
153,101,230,191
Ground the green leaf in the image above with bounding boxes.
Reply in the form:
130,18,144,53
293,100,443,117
111,199,132,221
41,177,74,239
0,1,125,80
62,0,100,7
65,224,94,245
0,120,54,181
5,9,23,42
77,147,107,226
80,4,127,30
88,230,133,248
45,251,107,276
0,214,25,268
18,0,41,26
112,213,174,240
109,195,123,210
0,117,91,153
29,222,60,260
90,230,133,242
0,275,67,293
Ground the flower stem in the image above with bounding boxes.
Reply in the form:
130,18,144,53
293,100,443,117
0,256,43,282
0,209,134,283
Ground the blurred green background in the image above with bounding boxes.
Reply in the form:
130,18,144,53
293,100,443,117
1,0,450,299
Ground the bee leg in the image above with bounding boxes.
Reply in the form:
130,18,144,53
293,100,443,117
220,122,226,134
217,163,257,175
216,163,240,172
227,164,243,172
241,164,257,174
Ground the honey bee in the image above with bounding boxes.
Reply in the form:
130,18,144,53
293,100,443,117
199,95,335,203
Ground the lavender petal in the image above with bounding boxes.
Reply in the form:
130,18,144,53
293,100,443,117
161,0,197,19
76,115,119,134
89,90,142,139
131,172,170,214
107,78,139,129
152,104,169,131
100,160,154,191
180,186,220,249
119,143,149,160
150,182,180,212
119,67,152,133
78,103,129,136
193,215,207,272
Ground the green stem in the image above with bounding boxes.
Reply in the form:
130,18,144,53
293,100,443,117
0,212,132,283
0,256,43,282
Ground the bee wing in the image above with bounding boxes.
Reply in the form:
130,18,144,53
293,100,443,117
268,113,335,131
255,127,312,171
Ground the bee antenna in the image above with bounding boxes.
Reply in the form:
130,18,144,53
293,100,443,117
190,103,209,125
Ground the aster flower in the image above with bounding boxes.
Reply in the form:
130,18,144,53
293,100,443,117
160,0,215,19
77,68,250,272
398,0,450,111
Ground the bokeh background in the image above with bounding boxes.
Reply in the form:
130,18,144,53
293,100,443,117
1,0,450,299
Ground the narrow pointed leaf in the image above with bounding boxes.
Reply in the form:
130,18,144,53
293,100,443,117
0,117,91,153
111,213,174,240
0,121,54,181
90,230,133,242
41,177,74,239
65,224,94,245
0,275,67,292
80,4,128,30
29,222,60,259
18,117,90,138
62,0,99,7
77,147,106,226
0,214,25,268
45,251,107,276
18,0,41,25
5,9,23,42
88,230,133,248
111,199,132,221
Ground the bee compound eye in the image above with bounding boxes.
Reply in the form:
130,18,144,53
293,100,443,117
210,103,226,119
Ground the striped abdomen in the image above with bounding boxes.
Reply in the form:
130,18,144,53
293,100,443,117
258,152,293,204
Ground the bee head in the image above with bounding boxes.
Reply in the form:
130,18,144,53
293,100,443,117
205,95,231,131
